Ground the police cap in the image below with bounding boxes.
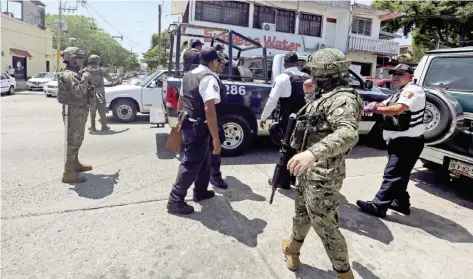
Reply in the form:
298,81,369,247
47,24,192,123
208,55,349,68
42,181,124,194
389,64,414,75
215,44,224,51
284,51,298,63
200,47,219,62
191,39,203,48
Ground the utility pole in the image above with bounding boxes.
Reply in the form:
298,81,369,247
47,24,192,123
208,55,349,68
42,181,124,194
158,4,162,67
56,0,82,71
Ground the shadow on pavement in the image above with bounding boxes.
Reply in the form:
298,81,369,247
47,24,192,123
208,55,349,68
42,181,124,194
89,128,130,135
213,175,266,202
105,114,150,125
410,168,473,210
183,196,267,248
68,170,120,199
352,261,381,279
278,190,394,245
386,207,473,243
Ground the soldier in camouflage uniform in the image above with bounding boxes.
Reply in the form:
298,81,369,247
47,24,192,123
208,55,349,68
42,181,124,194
81,54,112,131
281,48,363,279
57,47,93,183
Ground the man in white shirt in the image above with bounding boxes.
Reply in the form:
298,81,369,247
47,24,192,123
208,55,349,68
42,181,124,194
168,48,223,215
7,66,15,77
259,52,310,131
357,64,426,218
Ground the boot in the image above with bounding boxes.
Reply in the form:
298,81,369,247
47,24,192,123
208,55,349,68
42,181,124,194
75,155,92,172
100,119,110,131
336,269,354,279
62,162,86,183
281,237,304,271
88,118,96,131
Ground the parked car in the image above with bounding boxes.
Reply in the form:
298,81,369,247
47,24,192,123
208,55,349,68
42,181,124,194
1,72,16,95
26,72,56,90
43,77,58,97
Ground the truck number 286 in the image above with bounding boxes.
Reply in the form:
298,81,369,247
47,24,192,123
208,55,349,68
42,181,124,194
225,85,246,95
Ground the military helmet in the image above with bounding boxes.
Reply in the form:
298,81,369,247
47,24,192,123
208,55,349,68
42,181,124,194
305,48,351,79
88,54,101,64
62,47,85,62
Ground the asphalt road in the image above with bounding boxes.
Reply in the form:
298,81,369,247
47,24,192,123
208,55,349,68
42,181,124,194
2,92,473,279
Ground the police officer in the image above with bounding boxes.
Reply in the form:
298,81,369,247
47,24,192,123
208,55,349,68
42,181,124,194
182,39,203,72
56,47,92,183
282,48,363,279
259,51,310,133
357,64,426,218
167,47,223,215
81,54,112,131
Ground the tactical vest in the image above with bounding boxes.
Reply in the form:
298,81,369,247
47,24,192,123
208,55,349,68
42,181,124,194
57,69,88,106
83,65,104,88
382,84,425,132
278,71,310,131
183,48,200,72
182,67,218,119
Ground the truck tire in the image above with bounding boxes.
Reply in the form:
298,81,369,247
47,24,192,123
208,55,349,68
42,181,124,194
424,93,452,143
220,114,252,157
112,99,137,123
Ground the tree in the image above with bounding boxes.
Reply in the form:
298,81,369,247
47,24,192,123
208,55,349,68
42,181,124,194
46,14,140,71
141,32,170,71
372,0,473,50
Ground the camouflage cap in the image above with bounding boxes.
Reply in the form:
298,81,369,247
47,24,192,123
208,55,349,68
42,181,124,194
305,48,351,78
62,47,85,62
88,54,101,64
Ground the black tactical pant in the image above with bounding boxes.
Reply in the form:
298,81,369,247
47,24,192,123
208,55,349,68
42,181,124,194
373,136,424,209
169,119,211,203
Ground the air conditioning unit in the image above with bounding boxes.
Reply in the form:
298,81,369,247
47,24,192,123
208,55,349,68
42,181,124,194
262,22,276,32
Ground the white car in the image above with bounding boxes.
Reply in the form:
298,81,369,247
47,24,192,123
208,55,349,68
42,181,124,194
44,77,114,97
26,72,56,90
1,72,16,95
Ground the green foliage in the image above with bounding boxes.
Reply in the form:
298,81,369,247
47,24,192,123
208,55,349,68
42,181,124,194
46,14,140,71
372,0,473,50
141,32,170,69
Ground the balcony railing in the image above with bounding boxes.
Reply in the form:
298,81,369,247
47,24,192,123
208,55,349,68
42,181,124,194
348,35,400,56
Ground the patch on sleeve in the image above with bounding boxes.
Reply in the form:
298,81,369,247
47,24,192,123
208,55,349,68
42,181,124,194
403,91,414,99
213,84,219,92
333,107,345,117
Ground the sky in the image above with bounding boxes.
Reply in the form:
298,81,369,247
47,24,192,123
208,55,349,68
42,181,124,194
2,0,412,58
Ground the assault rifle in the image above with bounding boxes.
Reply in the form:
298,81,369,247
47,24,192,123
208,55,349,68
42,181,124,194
268,113,297,204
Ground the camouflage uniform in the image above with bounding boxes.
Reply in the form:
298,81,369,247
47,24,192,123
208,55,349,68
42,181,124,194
281,48,363,279
81,54,111,131
57,47,93,183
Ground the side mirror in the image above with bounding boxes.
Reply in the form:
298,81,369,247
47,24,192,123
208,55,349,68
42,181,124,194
365,80,373,89
149,80,157,88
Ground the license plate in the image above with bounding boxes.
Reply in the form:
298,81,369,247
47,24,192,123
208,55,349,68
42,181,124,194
448,159,473,178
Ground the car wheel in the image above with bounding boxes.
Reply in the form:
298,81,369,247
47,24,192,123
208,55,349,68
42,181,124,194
423,93,452,144
8,86,15,95
220,114,252,157
112,99,137,122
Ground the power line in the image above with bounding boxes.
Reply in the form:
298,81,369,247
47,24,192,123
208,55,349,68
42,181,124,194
84,2,145,49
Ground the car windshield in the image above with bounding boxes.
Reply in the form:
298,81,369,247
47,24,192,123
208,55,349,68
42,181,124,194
33,73,47,78
138,71,162,87
44,73,55,79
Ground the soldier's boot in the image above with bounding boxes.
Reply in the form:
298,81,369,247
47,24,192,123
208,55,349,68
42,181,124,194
74,155,92,172
336,269,355,279
62,162,86,183
100,119,110,131
281,237,303,271
88,118,96,131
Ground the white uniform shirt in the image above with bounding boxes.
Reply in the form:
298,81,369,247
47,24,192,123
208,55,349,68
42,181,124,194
261,67,307,121
179,64,221,104
7,68,15,76
382,83,426,141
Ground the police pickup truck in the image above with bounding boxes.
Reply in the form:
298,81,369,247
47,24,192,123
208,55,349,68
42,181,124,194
162,23,391,156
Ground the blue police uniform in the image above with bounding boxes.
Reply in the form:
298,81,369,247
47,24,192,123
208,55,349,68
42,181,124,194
357,64,426,218
168,48,222,215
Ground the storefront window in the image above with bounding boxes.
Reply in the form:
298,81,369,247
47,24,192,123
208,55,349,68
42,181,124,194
195,0,249,27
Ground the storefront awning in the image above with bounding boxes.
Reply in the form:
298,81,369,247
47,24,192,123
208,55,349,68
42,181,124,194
10,48,32,58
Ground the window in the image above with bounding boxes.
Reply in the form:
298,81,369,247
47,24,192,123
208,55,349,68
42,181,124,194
1,73,7,80
195,0,249,27
423,57,473,92
351,17,372,36
253,5,295,33
299,13,323,37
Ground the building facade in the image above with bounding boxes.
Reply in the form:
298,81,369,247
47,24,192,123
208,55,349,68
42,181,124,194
171,0,402,77
1,1,63,80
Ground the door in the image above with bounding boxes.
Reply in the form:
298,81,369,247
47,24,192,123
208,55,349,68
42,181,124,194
325,18,337,48
141,72,167,113
46,61,50,72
